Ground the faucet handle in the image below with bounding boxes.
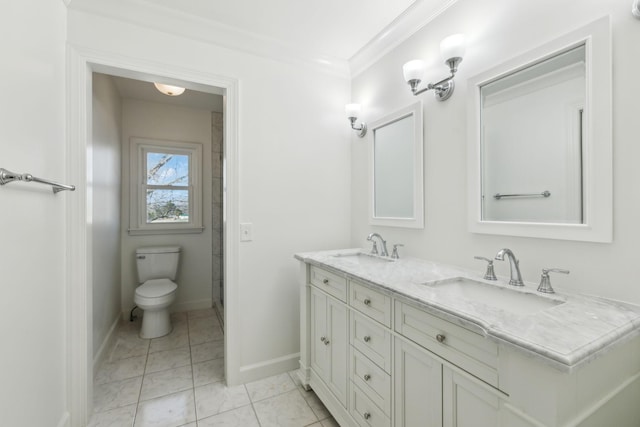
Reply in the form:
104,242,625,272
537,268,570,294
543,268,570,275
391,244,404,259
474,256,497,281
370,241,379,255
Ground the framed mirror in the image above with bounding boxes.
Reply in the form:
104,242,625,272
369,101,424,228
467,17,611,242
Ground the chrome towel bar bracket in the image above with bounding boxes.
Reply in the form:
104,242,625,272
0,168,75,194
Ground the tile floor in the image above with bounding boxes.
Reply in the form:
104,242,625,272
89,307,338,427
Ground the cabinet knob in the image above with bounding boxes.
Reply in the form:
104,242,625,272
436,334,446,343
363,412,371,420
320,336,325,342
363,335,371,343
322,278,329,285
324,339,330,346
364,374,371,381
363,298,371,306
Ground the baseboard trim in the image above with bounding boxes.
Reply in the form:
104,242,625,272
56,411,70,427
237,352,300,384
93,315,121,377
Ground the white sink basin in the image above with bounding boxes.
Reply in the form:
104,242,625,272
331,252,395,264
425,277,563,315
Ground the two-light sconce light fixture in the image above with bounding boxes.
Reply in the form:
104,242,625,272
346,33,466,138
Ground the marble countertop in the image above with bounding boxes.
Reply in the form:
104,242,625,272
295,248,640,371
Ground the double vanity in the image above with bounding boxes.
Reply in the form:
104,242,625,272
295,248,640,427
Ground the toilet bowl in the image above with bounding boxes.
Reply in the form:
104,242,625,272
134,246,181,339
134,278,178,338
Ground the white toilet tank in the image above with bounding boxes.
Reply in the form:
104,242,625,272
136,246,181,282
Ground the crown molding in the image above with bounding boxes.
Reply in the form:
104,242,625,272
66,0,350,78
349,0,459,77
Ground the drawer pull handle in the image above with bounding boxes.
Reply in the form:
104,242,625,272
363,298,371,306
436,334,446,343
364,374,371,381
363,335,371,343
322,278,329,285
363,412,371,420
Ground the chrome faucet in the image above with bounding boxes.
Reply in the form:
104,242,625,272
367,233,389,257
494,248,524,286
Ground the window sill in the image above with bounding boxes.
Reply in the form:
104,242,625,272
128,226,205,236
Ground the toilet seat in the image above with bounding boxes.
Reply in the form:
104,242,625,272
135,278,177,298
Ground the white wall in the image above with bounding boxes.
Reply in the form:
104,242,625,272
121,99,213,315
351,0,640,305
67,9,352,381
92,73,123,358
0,0,68,425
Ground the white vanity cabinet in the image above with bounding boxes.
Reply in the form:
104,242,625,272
309,268,349,408
297,258,640,427
394,337,443,427
299,263,505,427
394,299,503,427
442,367,501,427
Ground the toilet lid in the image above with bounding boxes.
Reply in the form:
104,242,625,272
136,279,177,298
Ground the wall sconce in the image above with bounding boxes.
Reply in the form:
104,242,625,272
345,103,367,137
402,34,466,101
154,82,186,96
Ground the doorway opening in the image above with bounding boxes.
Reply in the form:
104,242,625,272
67,46,240,426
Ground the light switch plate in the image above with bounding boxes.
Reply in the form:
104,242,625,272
240,223,252,241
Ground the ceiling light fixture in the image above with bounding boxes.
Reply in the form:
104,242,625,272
153,82,186,96
403,34,466,101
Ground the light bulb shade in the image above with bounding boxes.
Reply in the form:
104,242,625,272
440,34,466,62
402,60,426,83
154,82,186,96
345,103,362,119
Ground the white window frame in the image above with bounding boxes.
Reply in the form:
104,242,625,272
129,137,203,235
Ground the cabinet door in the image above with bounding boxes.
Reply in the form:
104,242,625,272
310,287,329,380
327,294,348,406
394,338,443,427
443,368,500,427
310,287,348,407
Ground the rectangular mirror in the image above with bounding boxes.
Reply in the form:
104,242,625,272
481,45,585,224
467,17,611,242
369,101,424,228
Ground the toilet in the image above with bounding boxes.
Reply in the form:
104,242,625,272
134,246,181,339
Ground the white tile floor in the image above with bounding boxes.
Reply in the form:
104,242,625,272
90,307,338,427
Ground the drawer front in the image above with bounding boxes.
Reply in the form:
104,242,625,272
350,280,391,327
310,266,347,302
395,300,499,387
350,382,391,427
351,348,391,415
351,313,392,374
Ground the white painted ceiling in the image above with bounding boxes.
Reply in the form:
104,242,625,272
88,0,457,109
140,0,418,59
108,75,224,112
